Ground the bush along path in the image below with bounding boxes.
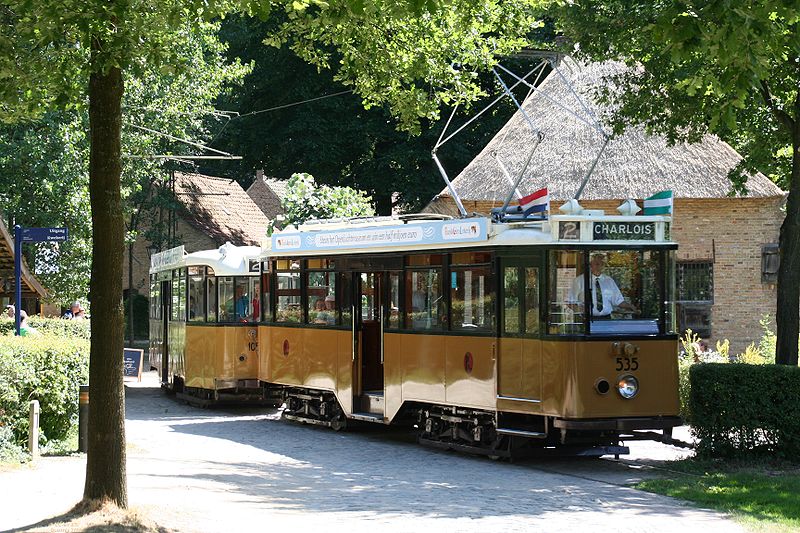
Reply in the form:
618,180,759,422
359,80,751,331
0,326,89,460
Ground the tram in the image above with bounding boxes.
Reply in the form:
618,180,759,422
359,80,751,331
149,242,268,405
257,205,681,456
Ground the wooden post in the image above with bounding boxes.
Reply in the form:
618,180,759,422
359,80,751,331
28,400,39,457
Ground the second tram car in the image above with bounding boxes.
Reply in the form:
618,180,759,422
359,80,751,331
149,242,267,404
255,209,682,456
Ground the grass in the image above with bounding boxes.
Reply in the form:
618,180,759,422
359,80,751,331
637,457,800,532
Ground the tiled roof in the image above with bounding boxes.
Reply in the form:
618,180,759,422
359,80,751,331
174,172,270,246
246,176,287,219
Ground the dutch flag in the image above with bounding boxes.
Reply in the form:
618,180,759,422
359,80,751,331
518,187,549,216
643,190,673,216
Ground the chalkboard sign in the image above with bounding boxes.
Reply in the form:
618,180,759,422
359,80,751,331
123,348,144,381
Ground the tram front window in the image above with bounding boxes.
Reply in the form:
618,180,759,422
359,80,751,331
548,249,665,335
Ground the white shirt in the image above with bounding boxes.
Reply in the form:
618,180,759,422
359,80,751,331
569,274,625,317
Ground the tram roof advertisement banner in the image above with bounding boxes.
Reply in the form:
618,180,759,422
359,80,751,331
272,217,489,252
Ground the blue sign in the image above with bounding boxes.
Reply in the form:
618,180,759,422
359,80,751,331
272,217,489,253
21,227,68,242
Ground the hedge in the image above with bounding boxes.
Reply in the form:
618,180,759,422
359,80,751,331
0,335,89,448
689,363,800,457
0,317,90,340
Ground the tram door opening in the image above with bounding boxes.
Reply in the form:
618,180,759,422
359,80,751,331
160,280,171,386
355,272,385,415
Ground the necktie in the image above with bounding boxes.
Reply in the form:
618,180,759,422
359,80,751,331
595,277,604,313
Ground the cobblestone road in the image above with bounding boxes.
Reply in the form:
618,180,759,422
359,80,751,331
2,372,740,532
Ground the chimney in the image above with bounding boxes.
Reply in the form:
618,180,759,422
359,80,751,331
256,169,264,181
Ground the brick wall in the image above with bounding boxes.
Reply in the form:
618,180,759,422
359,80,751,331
428,195,786,353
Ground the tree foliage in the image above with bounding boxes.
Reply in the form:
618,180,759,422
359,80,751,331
203,15,547,214
0,21,248,305
557,0,800,365
274,172,375,231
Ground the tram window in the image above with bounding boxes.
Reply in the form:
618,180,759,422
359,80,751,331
261,263,271,322
340,273,353,325
149,278,156,320
171,269,186,322
188,268,205,322
451,251,492,265
387,272,401,329
206,276,217,322
406,269,443,330
665,251,677,334
250,278,260,323
218,277,235,322
503,268,520,334
307,258,335,270
406,254,443,267
525,267,540,334
548,251,586,335
232,277,256,323
307,270,336,325
451,266,494,332
276,270,302,323
584,250,661,335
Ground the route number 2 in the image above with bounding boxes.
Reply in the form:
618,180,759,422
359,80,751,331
616,356,639,371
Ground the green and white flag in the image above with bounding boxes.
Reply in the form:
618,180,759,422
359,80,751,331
643,190,673,215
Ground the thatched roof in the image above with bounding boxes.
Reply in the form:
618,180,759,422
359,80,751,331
174,172,270,246
437,60,783,203
246,175,287,219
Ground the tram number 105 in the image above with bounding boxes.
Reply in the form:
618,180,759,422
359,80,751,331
615,356,639,371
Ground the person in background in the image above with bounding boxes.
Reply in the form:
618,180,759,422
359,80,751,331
63,301,81,319
19,310,39,336
4,305,14,319
233,284,249,321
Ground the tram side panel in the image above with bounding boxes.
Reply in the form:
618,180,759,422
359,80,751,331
183,325,259,391
149,318,163,372
167,321,186,387
302,328,339,392
540,339,679,419
395,334,446,407
443,336,495,410
259,326,353,414
496,338,544,415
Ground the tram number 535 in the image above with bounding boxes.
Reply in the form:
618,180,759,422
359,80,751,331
616,356,639,371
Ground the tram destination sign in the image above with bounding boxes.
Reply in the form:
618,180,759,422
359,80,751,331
273,217,489,252
593,221,656,241
20,227,68,242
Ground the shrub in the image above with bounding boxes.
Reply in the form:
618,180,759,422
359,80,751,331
0,317,90,340
678,329,728,422
0,335,89,448
689,363,800,458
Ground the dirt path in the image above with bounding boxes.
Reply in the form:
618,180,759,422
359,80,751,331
2,372,737,532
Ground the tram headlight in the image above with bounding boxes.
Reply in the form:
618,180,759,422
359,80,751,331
617,375,639,399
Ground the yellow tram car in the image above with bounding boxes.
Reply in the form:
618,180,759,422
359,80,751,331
257,209,681,457
149,242,267,405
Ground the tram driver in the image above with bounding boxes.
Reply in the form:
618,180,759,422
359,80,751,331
568,253,637,318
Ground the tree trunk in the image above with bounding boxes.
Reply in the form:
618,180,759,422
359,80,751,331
83,54,128,506
775,129,800,366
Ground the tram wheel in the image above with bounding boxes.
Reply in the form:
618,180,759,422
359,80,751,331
330,414,346,432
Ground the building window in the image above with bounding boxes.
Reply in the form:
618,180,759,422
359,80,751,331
676,260,713,337
677,261,713,303
761,243,779,284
